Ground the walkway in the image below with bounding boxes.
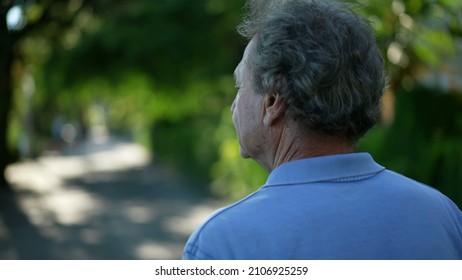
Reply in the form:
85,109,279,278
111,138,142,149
0,135,225,259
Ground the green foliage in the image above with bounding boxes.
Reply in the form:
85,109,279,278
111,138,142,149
359,87,462,208
28,0,249,196
348,0,462,88
45,0,244,91
149,76,237,191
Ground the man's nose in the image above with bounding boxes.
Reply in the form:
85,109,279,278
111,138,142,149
230,99,236,113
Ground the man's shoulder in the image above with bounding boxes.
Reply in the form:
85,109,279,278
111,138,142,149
380,169,448,195
183,189,267,259
377,169,461,212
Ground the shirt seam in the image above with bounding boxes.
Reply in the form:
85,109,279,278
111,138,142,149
184,244,216,260
264,168,386,188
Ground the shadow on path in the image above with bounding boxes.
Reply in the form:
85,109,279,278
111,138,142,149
0,137,225,259
0,187,54,259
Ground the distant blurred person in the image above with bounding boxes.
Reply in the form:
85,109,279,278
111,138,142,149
183,0,462,259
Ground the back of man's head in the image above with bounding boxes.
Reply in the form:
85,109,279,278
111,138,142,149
238,0,386,143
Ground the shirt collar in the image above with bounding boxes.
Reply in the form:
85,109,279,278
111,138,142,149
265,152,385,186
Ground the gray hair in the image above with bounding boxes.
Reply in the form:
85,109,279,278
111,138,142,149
238,0,386,142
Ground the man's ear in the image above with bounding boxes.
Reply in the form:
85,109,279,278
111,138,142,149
263,93,286,127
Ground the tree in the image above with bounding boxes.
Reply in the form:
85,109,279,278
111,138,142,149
1,0,245,189
41,0,245,189
0,0,131,187
349,0,462,90
0,3,14,186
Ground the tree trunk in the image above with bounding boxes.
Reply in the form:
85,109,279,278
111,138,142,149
0,10,14,188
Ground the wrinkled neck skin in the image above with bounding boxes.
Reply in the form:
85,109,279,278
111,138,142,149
257,119,354,172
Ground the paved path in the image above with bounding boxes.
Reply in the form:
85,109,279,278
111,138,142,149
0,136,225,259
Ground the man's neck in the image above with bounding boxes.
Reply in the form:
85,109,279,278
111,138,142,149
262,123,354,172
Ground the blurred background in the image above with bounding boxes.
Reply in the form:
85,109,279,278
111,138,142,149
0,0,461,259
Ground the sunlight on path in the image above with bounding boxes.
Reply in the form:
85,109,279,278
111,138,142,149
6,139,152,226
2,137,224,259
7,140,150,193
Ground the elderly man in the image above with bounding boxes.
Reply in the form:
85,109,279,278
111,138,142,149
183,0,462,259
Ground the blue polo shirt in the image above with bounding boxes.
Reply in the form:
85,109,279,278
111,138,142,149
183,153,462,259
